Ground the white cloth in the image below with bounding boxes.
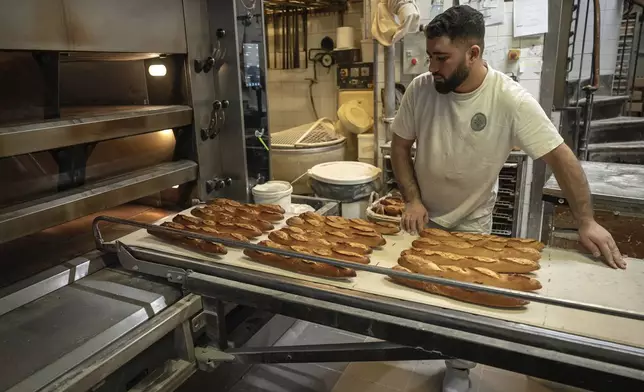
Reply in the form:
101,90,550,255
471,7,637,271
392,67,564,229
371,0,420,46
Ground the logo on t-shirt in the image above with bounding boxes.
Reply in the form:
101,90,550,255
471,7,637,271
470,113,487,132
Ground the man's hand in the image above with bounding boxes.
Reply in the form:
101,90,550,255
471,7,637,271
402,200,428,235
578,220,626,269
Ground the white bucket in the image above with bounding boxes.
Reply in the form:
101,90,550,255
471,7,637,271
252,181,293,211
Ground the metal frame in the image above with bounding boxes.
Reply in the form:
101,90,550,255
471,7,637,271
0,106,193,158
527,0,576,240
89,215,644,390
0,160,197,244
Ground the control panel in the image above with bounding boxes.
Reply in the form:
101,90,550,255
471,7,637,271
401,32,428,76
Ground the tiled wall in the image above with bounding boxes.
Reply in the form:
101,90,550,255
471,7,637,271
570,0,624,79
266,2,363,134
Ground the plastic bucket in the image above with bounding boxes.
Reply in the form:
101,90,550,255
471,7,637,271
252,181,293,211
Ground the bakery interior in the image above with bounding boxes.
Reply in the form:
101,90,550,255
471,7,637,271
1,0,643,391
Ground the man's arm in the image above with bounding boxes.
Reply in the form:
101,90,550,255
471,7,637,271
391,134,428,234
541,143,625,268
541,143,593,224
391,134,421,203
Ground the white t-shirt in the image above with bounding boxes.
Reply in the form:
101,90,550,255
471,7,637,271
392,66,564,229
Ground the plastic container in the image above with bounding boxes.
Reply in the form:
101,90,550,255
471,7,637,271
308,161,382,204
251,181,293,211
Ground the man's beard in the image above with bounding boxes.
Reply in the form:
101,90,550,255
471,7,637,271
433,62,470,94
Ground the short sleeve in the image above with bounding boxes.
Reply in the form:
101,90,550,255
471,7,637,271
391,80,417,141
512,93,564,159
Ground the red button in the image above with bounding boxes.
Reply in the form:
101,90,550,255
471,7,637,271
411,58,417,65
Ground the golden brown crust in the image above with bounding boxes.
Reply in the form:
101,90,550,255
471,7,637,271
401,248,539,273
243,241,356,278
451,232,545,251
390,266,529,308
411,238,541,261
398,255,541,291
147,222,227,255
384,205,404,216
332,241,372,255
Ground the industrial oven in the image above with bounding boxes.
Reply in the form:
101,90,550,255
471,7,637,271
0,1,643,392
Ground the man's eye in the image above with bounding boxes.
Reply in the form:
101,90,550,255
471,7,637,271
436,57,448,62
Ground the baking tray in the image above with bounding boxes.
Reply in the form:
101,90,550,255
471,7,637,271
115,206,644,350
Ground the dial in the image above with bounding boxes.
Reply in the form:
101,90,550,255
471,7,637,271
320,53,334,68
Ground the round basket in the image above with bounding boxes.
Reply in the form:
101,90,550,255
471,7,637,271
365,192,402,224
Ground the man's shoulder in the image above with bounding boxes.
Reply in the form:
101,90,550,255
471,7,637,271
408,72,435,94
487,68,532,108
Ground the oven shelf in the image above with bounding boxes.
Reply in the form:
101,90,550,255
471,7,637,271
0,160,197,244
0,105,193,158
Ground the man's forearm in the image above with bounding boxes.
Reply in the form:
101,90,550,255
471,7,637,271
544,146,594,224
391,147,422,203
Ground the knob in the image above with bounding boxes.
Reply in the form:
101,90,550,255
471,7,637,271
224,177,232,187
411,58,417,66
221,100,230,109
212,100,222,110
205,180,216,193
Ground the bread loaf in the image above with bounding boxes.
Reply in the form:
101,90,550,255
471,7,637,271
148,222,227,255
290,245,370,265
243,240,357,278
390,266,529,308
277,227,372,255
268,230,334,249
398,255,541,291
400,249,539,273
411,238,541,261
188,208,273,233
289,214,400,236
451,232,545,251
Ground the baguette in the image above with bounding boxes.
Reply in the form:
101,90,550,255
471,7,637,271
347,218,401,235
411,238,541,261
186,210,262,238
280,227,372,255
268,230,334,249
208,198,243,208
148,222,227,255
419,228,459,241
188,208,273,232
247,203,286,214
290,245,370,265
390,266,529,308
401,248,539,273
214,221,263,238
174,214,205,226
451,232,545,251
325,230,386,248
398,255,542,291
286,216,328,231
243,240,356,278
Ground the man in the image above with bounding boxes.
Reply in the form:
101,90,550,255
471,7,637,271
390,5,626,392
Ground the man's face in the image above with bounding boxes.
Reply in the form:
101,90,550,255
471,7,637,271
426,36,473,94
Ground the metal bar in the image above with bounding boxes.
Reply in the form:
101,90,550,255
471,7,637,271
0,160,197,244
92,215,644,323
187,273,644,391
40,295,202,392
0,105,193,158
120,245,644,372
225,341,449,364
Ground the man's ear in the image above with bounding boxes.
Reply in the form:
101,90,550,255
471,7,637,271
469,45,482,62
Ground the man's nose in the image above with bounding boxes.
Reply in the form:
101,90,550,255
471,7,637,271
428,61,439,74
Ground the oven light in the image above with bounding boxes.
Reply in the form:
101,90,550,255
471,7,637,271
148,64,167,76
172,185,180,189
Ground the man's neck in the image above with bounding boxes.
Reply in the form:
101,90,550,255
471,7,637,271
454,62,488,94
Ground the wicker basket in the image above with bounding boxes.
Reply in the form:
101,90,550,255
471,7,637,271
365,192,402,224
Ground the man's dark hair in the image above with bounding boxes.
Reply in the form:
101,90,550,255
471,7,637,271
425,5,485,52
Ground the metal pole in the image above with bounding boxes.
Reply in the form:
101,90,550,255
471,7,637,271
384,45,396,141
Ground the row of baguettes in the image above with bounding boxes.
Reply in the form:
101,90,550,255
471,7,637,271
287,212,401,235
147,204,545,309
390,228,545,308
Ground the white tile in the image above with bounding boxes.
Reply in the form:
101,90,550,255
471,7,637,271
520,79,541,101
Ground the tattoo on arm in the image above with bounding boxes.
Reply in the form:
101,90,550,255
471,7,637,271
391,137,422,203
